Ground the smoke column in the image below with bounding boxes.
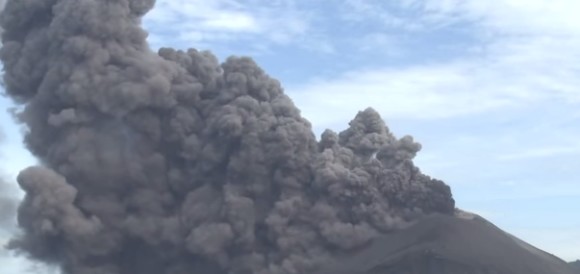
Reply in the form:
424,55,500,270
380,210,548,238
0,1,454,273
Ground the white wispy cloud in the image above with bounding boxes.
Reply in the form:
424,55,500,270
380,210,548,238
143,0,334,53
497,145,580,161
288,56,545,127
427,0,580,37
288,0,580,129
355,32,401,54
341,0,580,36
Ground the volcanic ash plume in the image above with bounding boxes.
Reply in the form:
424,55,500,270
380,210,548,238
0,0,454,273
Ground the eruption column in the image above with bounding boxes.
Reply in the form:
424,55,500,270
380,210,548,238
0,1,454,273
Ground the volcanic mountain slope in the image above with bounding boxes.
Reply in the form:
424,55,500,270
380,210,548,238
571,260,580,271
318,212,577,274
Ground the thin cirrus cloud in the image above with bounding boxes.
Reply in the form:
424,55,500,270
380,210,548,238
289,0,580,128
289,60,525,126
143,0,318,51
497,145,580,161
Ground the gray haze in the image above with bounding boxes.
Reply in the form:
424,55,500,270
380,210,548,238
0,174,17,231
0,0,454,273
0,0,5,38
0,126,17,231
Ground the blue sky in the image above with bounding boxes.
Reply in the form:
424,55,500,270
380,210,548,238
1,0,580,272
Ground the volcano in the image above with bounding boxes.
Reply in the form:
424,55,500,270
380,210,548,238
318,211,578,274
0,0,577,273
570,260,580,271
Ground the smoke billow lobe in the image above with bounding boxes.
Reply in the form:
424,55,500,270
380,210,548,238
0,0,454,273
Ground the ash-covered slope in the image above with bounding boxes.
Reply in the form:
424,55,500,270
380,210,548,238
318,212,577,274
571,260,580,271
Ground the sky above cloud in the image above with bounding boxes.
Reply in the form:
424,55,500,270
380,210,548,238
1,0,579,271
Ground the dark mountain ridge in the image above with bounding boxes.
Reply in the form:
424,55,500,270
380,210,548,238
570,260,580,270
318,211,578,274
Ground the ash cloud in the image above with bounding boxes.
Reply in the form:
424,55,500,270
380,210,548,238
0,1,454,274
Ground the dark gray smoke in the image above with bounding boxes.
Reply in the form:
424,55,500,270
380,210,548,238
0,1,454,273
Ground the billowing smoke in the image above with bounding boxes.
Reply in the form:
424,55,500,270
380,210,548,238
0,1,454,274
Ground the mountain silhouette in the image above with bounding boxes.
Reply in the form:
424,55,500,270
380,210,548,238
318,211,577,274
570,260,580,272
